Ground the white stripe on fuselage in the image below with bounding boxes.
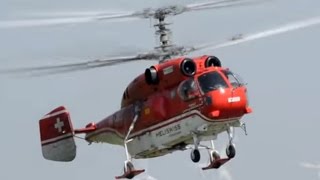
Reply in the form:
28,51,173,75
89,109,241,142
129,109,239,138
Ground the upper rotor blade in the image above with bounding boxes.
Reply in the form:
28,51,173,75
190,16,320,52
300,162,320,169
186,0,238,9
185,0,262,11
0,11,141,28
29,10,130,17
0,55,145,75
0,0,265,28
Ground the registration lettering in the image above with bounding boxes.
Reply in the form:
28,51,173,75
228,96,240,103
156,124,181,137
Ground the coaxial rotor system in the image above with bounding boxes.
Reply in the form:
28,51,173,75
1,0,320,75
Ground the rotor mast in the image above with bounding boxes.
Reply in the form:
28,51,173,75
151,6,185,62
154,16,172,57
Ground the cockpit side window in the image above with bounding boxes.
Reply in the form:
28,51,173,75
222,70,245,88
178,79,199,101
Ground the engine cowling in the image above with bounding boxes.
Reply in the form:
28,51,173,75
180,58,196,77
145,66,159,85
205,56,221,67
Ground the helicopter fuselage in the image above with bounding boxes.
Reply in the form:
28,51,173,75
84,55,252,158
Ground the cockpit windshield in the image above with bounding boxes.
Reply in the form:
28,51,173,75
222,70,245,88
198,71,228,93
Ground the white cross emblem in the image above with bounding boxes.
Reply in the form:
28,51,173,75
54,118,64,133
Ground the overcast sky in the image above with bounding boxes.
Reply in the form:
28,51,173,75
1,0,320,180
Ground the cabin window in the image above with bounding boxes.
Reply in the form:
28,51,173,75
178,78,199,101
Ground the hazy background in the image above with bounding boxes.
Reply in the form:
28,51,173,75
1,0,320,179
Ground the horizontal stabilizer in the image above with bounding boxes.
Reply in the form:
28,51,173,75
39,106,76,162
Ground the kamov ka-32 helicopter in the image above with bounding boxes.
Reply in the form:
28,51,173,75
2,0,320,179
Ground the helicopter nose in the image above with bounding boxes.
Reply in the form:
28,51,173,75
204,87,251,119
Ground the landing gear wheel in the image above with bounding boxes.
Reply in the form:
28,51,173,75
226,144,236,159
125,161,134,171
211,150,221,161
124,161,135,179
191,149,201,163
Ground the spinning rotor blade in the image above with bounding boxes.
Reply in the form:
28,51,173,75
0,0,261,28
188,16,320,52
300,162,320,169
0,55,152,75
185,0,263,12
29,10,129,17
82,0,260,21
0,12,140,28
186,0,241,9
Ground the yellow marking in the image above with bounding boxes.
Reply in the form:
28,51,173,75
144,108,150,115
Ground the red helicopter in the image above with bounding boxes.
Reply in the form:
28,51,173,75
40,54,251,179
2,0,320,179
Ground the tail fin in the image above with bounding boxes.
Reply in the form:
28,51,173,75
39,106,76,162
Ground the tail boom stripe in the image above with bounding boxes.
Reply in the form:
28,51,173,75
41,132,73,146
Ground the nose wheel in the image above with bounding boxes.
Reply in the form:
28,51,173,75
226,143,236,159
226,126,236,159
190,133,201,163
191,149,201,163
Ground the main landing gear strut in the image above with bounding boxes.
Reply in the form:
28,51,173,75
115,104,145,179
191,125,238,170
